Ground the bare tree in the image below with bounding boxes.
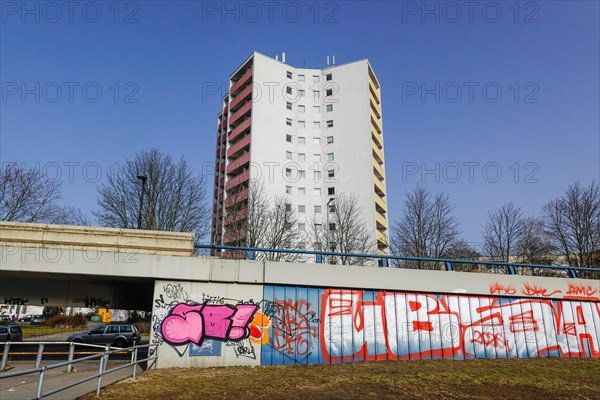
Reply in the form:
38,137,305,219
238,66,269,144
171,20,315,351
543,181,600,268
481,201,524,262
391,185,461,268
310,193,375,265
0,163,86,224
516,217,556,266
223,179,299,261
93,149,210,242
445,240,482,272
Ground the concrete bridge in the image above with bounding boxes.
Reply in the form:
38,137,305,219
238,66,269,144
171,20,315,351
1,221,598,368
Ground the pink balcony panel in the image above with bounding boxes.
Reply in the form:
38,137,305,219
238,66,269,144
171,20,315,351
230,85,253,110
228,117,251,142
224,188,249,208
226,152,250,174
227,134,251,158
230,68,253,95
224,208,248,226
229,101,252,126
225,170,250,191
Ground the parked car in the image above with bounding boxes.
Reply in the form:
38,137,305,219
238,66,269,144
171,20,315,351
0,324,23,342
19,314,33,322
31,315,46,325
67,324,141,347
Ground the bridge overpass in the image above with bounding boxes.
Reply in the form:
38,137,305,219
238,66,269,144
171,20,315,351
1,221,599,369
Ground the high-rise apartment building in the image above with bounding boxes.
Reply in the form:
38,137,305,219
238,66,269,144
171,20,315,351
211,52,388,254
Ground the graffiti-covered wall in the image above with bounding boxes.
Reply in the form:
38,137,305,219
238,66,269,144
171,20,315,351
151,272,599,368
260,286,599,365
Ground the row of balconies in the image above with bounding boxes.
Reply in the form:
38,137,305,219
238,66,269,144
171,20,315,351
228,117,251,142
225,170,250,191
227,134,251,159
229,101,252,126
230,67,253,95
226,152,250,175
230,84,252,111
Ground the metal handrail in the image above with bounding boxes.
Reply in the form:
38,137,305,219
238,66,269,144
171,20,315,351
0,341,158,399
195,244,599,278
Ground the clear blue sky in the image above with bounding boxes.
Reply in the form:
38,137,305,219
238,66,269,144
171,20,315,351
1,1,599,248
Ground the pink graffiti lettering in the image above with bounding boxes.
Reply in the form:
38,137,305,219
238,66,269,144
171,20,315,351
161,303,258,345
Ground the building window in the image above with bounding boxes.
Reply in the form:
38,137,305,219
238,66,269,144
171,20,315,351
298,205,306,213
326,136,334,144
298,120,305,128
326,73,332,81
314,205,322,213
286,86,293,95
298,137,306,145
326,104,333,112
314,223,322,230
329,204,336,213
298,170,306,178
327,169,335,178
313,137,320,145
328,187,335,195
313,106,320,113
313,188,321,196
286,168,292,177
329,223,336,231
313,154,321,162
314,171,321,181
298,74,305,82
313,121,321,129
298,223,306,231
327,153,334,161
285,203,292,212
286,134,292,142
298,89,305,97
327,120,334,128
286,118,292,126
298,153,306,161
287,71,293,79
298,105,305,113
313,75,320,83
298,187,306,195
286,151,292,160
326,89,333,96
285,185,292,194
286,102,292,110
313,90,320,101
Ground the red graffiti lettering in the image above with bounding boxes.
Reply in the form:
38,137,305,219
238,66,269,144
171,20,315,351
521,283,561,298
564,284,599,301
471,330,512,351
489,283,516,295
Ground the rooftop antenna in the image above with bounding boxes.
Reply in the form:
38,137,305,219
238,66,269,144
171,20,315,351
282,52,286,63
276,54,279,61
327,56,330,66
332,55,336,65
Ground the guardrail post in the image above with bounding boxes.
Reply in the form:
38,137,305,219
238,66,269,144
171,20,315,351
445,261,454,271
132,346,138,379
35,344,45,369
96,353,106,396
1,342,10,371
247,250,255,260
568,268,579,278
66,342,75,373
379,257,389,268
507,265,517,275
36,366,47,399
315,254,323,263
103,346,110,372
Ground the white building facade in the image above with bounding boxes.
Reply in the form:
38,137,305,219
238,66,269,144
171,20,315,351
211,52,388,254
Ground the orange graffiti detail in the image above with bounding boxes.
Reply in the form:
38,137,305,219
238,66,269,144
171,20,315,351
248,312,272,344
564,284,600,301
521,283,561,298
490,283,516,295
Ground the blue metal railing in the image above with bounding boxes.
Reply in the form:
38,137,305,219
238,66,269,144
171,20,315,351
194,244,599,279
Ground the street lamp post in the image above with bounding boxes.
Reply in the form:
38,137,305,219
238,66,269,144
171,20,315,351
326,197,335,264
136,175,147,229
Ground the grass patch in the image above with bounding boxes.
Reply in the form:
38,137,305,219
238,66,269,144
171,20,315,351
21,326,80,338
79,358,600,400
